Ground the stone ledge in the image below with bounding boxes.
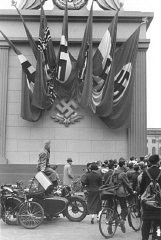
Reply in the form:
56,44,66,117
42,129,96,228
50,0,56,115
0,9,153,28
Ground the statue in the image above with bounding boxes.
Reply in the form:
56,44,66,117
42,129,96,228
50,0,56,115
52,0,88,10
96,0,124,10
16,0,124,10
18,0,47,9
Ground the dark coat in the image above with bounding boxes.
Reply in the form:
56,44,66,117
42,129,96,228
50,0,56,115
82,170,102,192
82,171,102,214
104,169,114,184
140,165,161,195
112,167,133,197
140,165,161,219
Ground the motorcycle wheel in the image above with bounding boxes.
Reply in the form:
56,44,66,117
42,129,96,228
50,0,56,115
18,201,44,229
65,196,87,222
1,197,22,225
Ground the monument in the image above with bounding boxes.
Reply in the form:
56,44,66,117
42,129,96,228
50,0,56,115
0,0,153,182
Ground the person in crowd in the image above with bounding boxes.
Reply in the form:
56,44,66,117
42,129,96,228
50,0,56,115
81,162,102,224
104,159,116,183
131,163,140,191
127,160,134,170
63,158,74,186
37,140,57,179
101,163,109,173
95,160,103,177
140,154,161,240
111,157,133,233
104,159,109,168
52,164,60,180
130,156,136,161
137,161,147,192
101,159,116,217
113,159,118,166
127,163,141,215
100,162,109,184
139,161,147,172
96,160,102,168
36,140,59,194
81,162,91,183
81,163,91,200
140,156,145,162
37,140,51,172
86,162,92,173
126,161,135,185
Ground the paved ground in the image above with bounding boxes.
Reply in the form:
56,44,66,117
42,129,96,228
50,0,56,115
0,215,141,240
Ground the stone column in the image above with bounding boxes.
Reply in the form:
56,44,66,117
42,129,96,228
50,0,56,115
128,41,149,158
0,41,9,163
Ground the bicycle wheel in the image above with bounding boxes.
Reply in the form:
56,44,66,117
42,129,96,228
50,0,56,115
18,201,44,229
99,208,118,239
128,204,141,231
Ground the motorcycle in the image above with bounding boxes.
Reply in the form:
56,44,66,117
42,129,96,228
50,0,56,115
52,184,87,221
0,172,87,229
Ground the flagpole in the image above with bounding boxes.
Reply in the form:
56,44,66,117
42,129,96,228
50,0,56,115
11,0,17,7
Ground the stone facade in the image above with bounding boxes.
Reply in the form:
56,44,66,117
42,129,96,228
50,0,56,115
0,9,153,174
147,128,161,156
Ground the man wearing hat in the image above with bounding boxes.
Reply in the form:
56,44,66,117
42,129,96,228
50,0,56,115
63,158,74,186
37,140,51,172
37,140,60,187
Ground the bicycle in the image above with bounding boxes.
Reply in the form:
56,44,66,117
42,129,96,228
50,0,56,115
127,193,141,231
99,193,141,238
0,184,45,229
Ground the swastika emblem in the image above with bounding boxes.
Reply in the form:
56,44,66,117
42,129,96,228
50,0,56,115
56,99,78,118
51,99,83,127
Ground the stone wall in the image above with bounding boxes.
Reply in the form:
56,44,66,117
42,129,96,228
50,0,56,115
5,44,128,165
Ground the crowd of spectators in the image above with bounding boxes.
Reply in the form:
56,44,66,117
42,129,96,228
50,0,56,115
80,155,161,240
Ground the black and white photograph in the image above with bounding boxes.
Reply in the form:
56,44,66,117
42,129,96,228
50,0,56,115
0,0,161,239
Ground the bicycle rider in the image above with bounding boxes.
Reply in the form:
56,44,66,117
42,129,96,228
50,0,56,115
37,140,59,192
111,157,133,233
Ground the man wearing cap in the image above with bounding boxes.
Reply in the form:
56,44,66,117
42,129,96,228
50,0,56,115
63,158,74,186
112,157,133,233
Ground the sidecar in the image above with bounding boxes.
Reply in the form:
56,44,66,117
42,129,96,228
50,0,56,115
6,172,87,229
27,172,87,222
15,172,68,229
34,195,68,220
